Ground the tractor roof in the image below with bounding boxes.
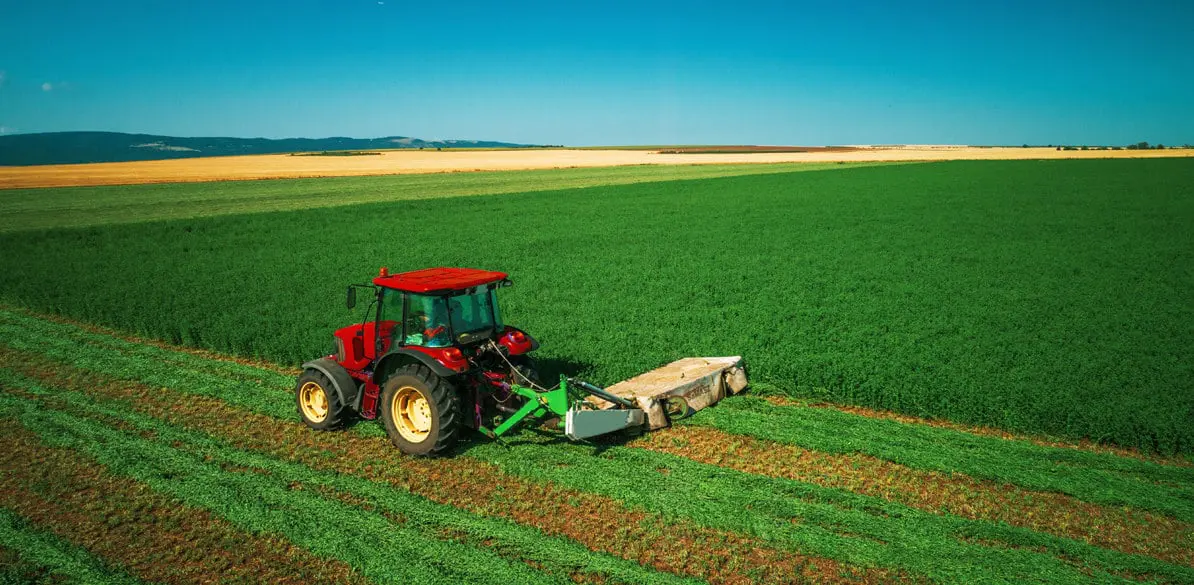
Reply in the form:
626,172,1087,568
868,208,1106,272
372,267,509,294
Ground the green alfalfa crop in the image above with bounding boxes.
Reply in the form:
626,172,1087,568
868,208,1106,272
0,159,1191,454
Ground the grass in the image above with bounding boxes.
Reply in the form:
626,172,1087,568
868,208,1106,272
0,159,1190,453
632,424,1194,564
4,308,1193,583
695,397,1194,521
0,510,142,585
0,161,887,232
0,387,577,585
0,415,375,585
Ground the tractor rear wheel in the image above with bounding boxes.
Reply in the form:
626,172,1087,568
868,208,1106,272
380,364,460,456
295,369,347,430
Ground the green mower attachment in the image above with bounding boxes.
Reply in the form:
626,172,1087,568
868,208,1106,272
480,356,748,442
478,376,645,441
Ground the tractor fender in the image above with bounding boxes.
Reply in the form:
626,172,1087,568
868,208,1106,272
374,348,457,385
301,358,361,411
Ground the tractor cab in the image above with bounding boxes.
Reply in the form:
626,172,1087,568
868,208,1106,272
333,267,536,376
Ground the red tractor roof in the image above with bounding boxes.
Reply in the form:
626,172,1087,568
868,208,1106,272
372,267,509,294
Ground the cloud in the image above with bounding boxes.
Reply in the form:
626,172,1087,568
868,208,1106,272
0,126,13,135
41,82,53,91
0,71,6,88
41,81,70,92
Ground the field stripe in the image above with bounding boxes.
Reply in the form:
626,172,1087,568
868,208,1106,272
633,424,1194,567
0,351,915,585
464,431,1194,584
0,384,607,585
0,367,702,585
2,335,1186,582
699,396,1194,522
0,510,143,585
783,398,1193,467
0,416,377,585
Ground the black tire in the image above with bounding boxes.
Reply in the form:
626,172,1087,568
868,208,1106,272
379,364,460,456
295,369,347,430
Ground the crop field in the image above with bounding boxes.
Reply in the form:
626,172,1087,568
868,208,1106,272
1,158,1192,583
0,161,888,232
1,145,1189,190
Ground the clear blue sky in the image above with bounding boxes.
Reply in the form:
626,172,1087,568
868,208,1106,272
1,0,1191,145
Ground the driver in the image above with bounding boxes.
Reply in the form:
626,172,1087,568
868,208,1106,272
405,311,450,346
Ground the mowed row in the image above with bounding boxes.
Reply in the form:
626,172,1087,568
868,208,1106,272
2,307,1192,585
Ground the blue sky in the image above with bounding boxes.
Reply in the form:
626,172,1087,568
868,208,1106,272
1,0,1191,145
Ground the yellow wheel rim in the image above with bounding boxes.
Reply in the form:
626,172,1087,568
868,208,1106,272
299,381,329,423
393,386,432,443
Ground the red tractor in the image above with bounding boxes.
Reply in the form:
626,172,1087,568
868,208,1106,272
295,267,541,455
297,266,748,457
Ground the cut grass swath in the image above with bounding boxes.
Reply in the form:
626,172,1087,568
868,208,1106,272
633,424,1194,567
694,397,1194,522
0,510,143,585
0,420,376,585
0,388,611,585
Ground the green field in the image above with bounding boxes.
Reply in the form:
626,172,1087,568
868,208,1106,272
0,161,886,232
1,159,1190,454
2,158,1194,583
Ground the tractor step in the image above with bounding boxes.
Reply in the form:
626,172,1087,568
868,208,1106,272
586,357,748,430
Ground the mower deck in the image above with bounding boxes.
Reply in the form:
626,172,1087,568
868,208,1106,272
587,356,748,430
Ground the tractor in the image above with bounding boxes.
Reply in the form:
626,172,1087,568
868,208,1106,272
295,267,748,456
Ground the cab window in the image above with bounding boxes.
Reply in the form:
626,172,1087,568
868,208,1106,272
403,293,452,347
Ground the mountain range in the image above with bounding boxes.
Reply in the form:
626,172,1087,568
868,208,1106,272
0,131,542,166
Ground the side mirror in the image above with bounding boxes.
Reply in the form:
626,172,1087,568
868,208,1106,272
346,286,357,309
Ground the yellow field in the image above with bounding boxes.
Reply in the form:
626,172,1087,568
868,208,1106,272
1,146,1190,189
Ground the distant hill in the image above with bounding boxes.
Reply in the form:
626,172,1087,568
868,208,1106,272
0,131,543,166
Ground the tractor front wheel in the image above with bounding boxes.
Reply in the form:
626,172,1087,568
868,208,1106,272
295,369,347,430
380,364,460,456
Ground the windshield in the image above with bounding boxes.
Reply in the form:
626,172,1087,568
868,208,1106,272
402,288,501,347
